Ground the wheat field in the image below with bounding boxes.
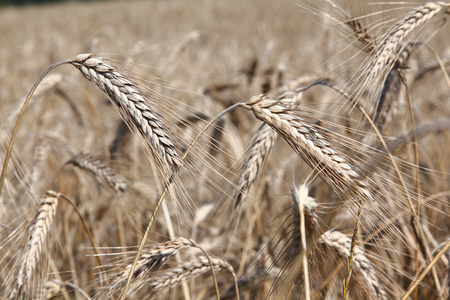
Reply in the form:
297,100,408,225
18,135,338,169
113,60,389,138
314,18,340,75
1,0,449,299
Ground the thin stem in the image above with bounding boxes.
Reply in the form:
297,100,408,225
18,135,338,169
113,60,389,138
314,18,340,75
400,71,421,216
300,191,311,300
401,71,443,297
120,102,244,299
188,240,225,300
343,203,363,300
0,59,71,199
402,240,450,300
54,280,92,300
59,194,103,268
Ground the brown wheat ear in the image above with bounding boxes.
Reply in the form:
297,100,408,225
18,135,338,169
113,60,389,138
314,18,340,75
374,43,414,131
9,191,59,300
345,18,376,52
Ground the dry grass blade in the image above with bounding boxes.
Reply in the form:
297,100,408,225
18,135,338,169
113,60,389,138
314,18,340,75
70,53,182,171
69,153,127,193
320,231,388,300
9,191,59,300
402,240,450,300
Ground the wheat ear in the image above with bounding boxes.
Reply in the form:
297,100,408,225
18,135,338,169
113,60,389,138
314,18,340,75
70,53,182,170
235,88,303,207
235,123,276,207
345,18,376,52
99,238,192,299
1,54,181,198
320,231,388,300
69,153,127,193
243,94,372,201
147,256,235,294
374,43,414,131
9,191,59,300
366,2,448,86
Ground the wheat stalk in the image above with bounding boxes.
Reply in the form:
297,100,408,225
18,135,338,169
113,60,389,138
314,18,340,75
70,53,182,171
9,191,59,300
289,184,319,300
289,184,319,259
320,230,388,300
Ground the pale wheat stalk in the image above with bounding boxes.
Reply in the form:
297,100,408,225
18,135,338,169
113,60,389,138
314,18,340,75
70,53,182,171
274,184,319,299
9,191,59,300
289,184,318,300
289,184,319,260
320,230,388,300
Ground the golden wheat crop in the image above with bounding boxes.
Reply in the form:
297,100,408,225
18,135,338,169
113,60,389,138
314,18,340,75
1,0,449,299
